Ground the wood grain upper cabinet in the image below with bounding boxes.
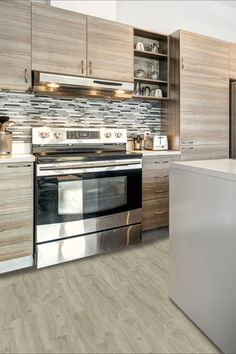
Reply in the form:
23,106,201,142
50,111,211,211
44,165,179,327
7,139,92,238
229,43,236,80
0,0,31,91
169,30,229,161
87,16,134,82
32,4,87,76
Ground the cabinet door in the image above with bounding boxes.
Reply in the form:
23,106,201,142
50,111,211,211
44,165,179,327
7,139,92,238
230,43,236,80
87,16,133,82
0,0,31,91
0,163,33,262
32,4,86,76
180,31,229,151
181,144,229,161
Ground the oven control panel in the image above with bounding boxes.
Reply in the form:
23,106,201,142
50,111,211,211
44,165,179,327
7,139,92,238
32,127,127,145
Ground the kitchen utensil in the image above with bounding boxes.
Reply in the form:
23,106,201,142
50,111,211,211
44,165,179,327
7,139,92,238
144,86,151,96
151,42,159,53
133,135,143,150
144,135,168,151
134,68,145,78
150,62,159,80
0,132,12,155
135,42,145,51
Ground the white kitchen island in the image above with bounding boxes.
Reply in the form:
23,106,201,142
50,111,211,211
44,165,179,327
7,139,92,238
169,159,236,354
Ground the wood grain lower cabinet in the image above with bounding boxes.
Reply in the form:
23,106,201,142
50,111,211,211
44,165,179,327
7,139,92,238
0,0,31,91
142,155,179,231
0,163,33,270
32,3,87,76
180,144,229,161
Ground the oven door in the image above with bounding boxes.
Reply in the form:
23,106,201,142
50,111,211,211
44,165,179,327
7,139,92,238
36,160,142,243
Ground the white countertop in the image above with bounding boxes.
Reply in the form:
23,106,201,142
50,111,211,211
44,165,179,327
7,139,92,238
171,159,236,181
131,150,181,156
0,154,35,164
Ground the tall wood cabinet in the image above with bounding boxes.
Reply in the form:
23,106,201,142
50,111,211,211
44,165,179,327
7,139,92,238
0,0,31,91
169,30,229,161
32,4,87,76
230,43,236,80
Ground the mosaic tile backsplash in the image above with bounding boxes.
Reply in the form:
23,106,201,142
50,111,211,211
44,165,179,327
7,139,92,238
0,92,166,143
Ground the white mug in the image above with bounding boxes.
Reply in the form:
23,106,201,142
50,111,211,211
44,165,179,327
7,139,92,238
135,42,145,51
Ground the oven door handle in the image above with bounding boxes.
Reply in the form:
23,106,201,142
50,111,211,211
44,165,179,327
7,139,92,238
37,163,142,177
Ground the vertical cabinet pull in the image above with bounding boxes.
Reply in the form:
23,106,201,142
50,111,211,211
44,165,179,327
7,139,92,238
89,61,92,75
81,60,84,74
24,68,29,83
181,57,184,70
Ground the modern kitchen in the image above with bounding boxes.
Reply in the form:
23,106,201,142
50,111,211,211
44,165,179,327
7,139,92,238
0,0,236,353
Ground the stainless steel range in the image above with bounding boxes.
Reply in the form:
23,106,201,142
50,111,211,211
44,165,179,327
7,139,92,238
32,127,142,268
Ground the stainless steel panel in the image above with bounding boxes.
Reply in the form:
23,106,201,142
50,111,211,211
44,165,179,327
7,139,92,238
37,208,142,243
36,224,142,268
37,161,142,176
0,256,33,274
33,72,134,99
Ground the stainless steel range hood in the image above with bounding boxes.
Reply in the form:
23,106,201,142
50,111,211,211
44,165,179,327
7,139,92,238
33,72,134,99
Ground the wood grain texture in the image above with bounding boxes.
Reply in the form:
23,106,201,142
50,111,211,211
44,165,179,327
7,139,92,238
0,163,33,262
0,230,219,353
32,3,87,76
229,43,236,80
180,144,229,161
87,16,134,82
169,30,230,159
142,155,179,231
0,0,31,91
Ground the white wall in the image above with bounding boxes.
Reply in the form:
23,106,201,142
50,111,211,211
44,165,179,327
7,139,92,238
51,0,116,21
116,1,236,42
51,0,236,43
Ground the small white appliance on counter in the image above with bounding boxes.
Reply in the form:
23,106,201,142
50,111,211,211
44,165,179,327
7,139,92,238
144,134,168,151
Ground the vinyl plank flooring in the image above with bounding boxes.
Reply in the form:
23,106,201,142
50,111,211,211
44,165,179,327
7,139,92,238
0,228,219,354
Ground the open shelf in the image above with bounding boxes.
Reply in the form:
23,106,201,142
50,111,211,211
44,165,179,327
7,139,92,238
134,77,168,85
134,49,167,60
132,95,169,101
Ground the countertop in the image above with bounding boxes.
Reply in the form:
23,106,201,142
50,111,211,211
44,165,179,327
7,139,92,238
0,154,35,164
131,150,181,157
171,158,236,181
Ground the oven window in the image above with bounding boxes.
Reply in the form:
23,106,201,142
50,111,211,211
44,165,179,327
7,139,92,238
58,176,127,215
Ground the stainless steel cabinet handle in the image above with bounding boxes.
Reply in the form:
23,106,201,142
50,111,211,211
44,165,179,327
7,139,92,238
182,141,194,144
181,57,184,70
182,147,194,150
154,161,168,164
154,175,168,178
24,68,29,83
155,189,168,193
81,60,84,74
89,61,92,75
155,210,168,215
7,164,31,168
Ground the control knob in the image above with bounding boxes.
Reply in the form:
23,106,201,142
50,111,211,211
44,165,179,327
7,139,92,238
54,131,61,139
115,131,122,138
104,132,112,139
39,131,49,139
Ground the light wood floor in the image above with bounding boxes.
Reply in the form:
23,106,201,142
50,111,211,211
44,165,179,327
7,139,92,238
0,228,219,354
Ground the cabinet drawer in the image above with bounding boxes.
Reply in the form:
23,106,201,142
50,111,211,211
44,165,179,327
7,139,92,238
142,198,169,230
142,174,169,201
142,156,179,170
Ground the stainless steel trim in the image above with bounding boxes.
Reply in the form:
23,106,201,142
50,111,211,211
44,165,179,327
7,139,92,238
0,256,33,274
154,175,168,178
155,210,168,215
24,68,28,83
37,160,142,176
36,224,142,268
36,208,142,243
36,72,133,92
